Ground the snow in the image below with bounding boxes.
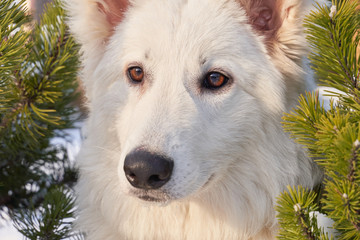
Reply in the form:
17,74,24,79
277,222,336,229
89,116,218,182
317,86,341,110
312,211,338,238
329,5,337,18
50,126,83,162
0,225,22,240
354,139,360,148
0,214,22,240
293,203,302,212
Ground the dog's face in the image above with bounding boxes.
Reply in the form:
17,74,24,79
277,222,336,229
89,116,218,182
112,0,285,202
69,0,308,203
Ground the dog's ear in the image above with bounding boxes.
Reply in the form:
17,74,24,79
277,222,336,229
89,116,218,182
240,0,312,108
96,0,129,30
240,0,306,44
243,0,281,34
66,0,131,100
66,0,130,53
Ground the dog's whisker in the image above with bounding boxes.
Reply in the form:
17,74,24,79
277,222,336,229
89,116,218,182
92,145,118,154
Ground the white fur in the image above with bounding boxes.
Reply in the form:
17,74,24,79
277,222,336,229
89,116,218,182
66,0,323,239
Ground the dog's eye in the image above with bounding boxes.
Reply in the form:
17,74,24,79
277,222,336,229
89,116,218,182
127,66,144,83
203,72,229,89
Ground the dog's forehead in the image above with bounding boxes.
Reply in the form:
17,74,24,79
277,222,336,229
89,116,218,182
118,0,257,63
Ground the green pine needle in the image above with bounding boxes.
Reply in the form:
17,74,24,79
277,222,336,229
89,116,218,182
279,1,360,239
0,0,79,147
0,1,81,238
13,187,83,240
276,186,329,240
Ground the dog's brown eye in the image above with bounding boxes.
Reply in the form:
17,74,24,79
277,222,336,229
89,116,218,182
128,66,144,83
204,72,229,89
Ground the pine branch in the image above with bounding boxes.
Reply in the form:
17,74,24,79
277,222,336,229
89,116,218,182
348,139,359,182
0,0,80,146
0,0,30,132
323,178,360,239
282,91,327,158
296,210,317,240
279,1,360,239
305,0,360,109
276,186,328,240
0,0,80,224
13,187,84,240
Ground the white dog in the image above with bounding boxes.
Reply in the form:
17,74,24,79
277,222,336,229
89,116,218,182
67,0,322,239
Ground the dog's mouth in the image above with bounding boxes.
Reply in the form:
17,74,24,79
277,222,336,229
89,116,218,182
129,174,216,203
130,189,171,204
138,195,164,202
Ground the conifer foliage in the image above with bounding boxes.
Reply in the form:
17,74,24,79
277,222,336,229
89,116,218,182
277,1,360,239
0,0,81,238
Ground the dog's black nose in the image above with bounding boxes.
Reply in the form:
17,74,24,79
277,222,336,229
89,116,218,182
123,150,174,190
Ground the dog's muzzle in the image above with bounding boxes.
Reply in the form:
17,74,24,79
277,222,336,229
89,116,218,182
123,149,174,190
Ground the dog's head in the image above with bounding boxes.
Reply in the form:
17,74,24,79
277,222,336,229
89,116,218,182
68,0,312,203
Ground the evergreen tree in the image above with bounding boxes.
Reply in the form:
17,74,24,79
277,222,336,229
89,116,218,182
0,0,82,238
277,0,360,239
